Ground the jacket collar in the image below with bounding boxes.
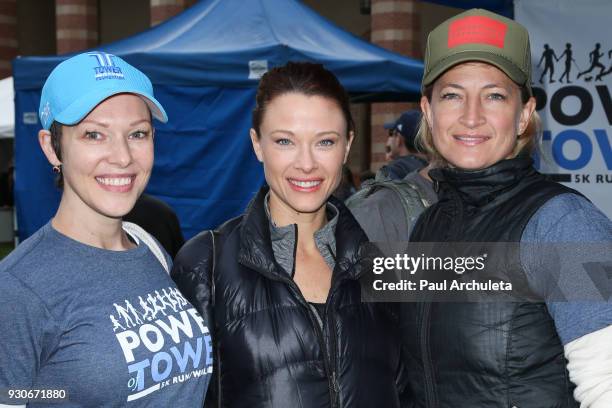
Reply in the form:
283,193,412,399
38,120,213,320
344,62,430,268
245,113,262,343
264,191,339,277
238,186,368,282
238,187,277,276
430,157,536,207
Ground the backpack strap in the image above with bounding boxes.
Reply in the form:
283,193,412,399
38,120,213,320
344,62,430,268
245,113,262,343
122,221,170,274
205,229,221,408
346,178,429,227
209,230,216,307
383,180,428,227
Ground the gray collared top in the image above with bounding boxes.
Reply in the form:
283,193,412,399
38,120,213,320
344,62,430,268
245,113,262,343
264,192,338,277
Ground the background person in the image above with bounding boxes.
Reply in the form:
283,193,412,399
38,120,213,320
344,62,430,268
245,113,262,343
124,193,185,258
346,162,435,242
403,9,612,407
347,111,435,241
379,110,428,180
0,52,210,407
172,62,403,408
331,165,357,201
347,109,435,242
0,159,12,208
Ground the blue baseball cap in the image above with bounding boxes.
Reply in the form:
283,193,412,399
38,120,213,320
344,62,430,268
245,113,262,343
39,51,168,130
384,110,421,151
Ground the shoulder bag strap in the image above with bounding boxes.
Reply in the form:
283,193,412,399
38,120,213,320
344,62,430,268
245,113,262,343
122,221,170,274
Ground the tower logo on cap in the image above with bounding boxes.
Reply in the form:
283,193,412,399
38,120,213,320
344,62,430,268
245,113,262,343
448,16,507,49
41,101,51,128
88,52,125,80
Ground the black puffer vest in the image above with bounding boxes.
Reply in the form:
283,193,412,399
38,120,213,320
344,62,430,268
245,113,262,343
172,187,402,408
402,158,580,408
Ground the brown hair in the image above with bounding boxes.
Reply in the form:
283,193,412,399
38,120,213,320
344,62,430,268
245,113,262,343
415,84,540,167
252,61,354,137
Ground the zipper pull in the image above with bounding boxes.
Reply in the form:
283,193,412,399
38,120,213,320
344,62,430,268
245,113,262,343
331,370,340,407
332,370,339,393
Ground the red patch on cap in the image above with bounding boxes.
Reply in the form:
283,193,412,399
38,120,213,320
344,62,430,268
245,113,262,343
448,16,507,49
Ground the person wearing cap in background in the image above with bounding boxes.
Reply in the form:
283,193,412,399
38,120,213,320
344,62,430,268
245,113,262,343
380,109,428,180
400,9,612,407
346,108,436,242
0,52,211,407
124,193,185,259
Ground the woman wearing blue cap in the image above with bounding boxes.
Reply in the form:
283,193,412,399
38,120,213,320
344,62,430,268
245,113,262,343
0,52,211,407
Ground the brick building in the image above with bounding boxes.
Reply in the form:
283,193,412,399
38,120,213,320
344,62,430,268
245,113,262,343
0,0,461,173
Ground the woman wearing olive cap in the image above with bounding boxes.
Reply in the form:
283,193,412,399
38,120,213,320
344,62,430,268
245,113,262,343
400,9,612,407
0,52,211,407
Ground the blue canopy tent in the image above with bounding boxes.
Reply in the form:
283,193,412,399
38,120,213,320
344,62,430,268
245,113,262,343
12,0,423,241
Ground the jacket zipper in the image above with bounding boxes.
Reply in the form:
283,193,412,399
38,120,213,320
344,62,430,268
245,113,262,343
300,289,338,408
324,237,340,404
420,302,436,408
243,266,339,407
291,224,339,408
418,187,462,407
326,300,340,405
216,340,222,408
251,224,340,407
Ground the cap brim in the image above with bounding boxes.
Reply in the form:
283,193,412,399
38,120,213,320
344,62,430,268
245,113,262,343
384,121,396,130
422,51,528,90
54,87,168,127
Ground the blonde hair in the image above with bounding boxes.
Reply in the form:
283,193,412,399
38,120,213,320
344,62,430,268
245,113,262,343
415,85,540,167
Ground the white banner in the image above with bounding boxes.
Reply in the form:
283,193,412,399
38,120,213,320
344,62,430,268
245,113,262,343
515,0,612,219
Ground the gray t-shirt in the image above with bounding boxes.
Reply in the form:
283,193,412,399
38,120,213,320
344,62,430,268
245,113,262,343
0,222,211,406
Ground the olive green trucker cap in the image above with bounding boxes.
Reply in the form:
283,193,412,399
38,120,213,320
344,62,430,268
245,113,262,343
422,8,532,94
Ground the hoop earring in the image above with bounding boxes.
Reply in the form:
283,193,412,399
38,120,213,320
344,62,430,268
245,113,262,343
52,165,61,174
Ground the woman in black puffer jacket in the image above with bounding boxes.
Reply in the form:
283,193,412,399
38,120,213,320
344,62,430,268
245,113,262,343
401,9,612,408
172,62,403,408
